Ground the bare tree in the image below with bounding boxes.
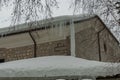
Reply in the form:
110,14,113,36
72,0,120,40
0,0,58,25
0,0,120,28
73,0,120,24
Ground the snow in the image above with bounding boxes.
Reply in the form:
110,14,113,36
0,56,119,77
0,14,96,36
82,79,92,80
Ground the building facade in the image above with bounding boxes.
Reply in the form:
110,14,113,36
0,15,119,62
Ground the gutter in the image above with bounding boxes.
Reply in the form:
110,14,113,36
28,31,37,57
0,16,97,38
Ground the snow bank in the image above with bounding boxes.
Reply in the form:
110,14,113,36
0,56,119,77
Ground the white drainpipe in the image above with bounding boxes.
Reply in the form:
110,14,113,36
70,19,76,57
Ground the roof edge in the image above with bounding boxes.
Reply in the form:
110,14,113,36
95,16,120,44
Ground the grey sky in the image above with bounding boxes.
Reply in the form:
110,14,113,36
0,0,74,28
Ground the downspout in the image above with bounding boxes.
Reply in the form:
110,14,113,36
29,31,37,57
97,27,105,61
97,33,101,61
70,19,76,57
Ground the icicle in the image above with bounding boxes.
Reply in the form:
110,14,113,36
52,24,55,37
79,76,96,80
70,19,76,57
59,22,63,37
63,21,66,38
1,33,4,38
55,23,59,36
51,24,54,37
57,23,60,37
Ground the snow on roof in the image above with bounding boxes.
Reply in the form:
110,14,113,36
0,14,96,35
0,56,119,77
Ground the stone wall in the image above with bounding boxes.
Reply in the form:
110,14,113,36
37,39,70,57
75,18,101,61
0,33,34,62
0,48,7,62
99,28,120,62
0,27,71,62
75,27,100,61
0,21,71,62
75,17,120,62
0,33,33,48
0,38,70,62
6,45,34,61
0,17,98,62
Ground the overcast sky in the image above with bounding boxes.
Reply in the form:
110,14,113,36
0,0,75,28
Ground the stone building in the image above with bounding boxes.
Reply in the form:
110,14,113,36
0,14,119,62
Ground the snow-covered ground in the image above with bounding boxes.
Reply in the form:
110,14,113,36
0,56,119,77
